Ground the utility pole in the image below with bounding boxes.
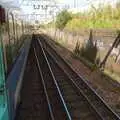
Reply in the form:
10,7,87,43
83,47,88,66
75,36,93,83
74,0,76,8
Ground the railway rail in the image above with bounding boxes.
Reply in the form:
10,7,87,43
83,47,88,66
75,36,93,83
38,34,120,120
15,42,51,120
15,36,70,120
33,36,71,120
44,47,102,120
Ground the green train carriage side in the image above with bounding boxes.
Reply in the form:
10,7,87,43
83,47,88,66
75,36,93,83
0,5,26,120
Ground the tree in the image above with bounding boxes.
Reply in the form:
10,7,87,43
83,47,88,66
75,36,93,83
116,0,120,10
55,9,72,30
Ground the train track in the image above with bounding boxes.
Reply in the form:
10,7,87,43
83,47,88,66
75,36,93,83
15,36,70,120
33,36,71,120
38,34,120,120
44,48,102,120
15,41,51,120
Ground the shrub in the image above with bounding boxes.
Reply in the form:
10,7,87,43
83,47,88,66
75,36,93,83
56,10,72,30
81,36,98,63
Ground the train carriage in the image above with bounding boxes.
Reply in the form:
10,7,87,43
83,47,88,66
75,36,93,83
0,5,32,120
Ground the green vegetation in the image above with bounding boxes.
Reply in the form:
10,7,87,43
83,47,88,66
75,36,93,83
54,1,120,30
55,9,72,30
104,69,120,83
73,30,99,63
73,40,98,70
81,40,98,63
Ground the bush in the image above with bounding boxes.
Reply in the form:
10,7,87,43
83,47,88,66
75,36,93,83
56,9,72,30
73,34,98,64
83,41,98,63
96,57,101,65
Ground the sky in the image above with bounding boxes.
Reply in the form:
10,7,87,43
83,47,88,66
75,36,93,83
0,0,118,11
0,0,118,23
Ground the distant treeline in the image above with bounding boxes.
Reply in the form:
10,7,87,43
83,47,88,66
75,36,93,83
46,1,120,30
66,1,120,30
